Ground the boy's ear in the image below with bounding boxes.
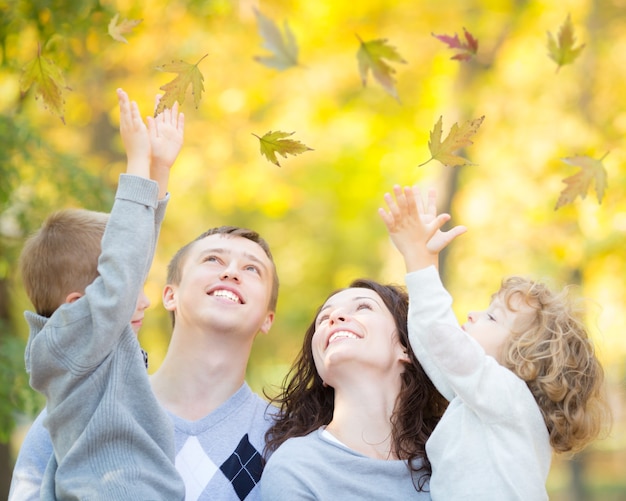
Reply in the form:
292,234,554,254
65,292,83,304
162,285,176,312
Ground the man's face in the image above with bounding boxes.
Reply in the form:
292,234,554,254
163,234,275,338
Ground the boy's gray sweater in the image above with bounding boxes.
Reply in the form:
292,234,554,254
24,174,184,500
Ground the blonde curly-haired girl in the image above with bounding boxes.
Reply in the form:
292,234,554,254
380,184,611,501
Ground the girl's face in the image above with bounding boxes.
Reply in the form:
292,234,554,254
311,287,409,387
462,294,534,364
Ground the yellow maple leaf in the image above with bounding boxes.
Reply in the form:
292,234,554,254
20,44,68,124
356,35,406,102
419,115,485,167
555,153,608,210
155,54,208,116
108,13,142,44
252,131,313,167
547,14,585,72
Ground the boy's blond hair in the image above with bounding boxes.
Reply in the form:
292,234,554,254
498,276,612,454
19,209,109,317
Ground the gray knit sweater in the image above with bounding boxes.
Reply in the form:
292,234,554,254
24,174,184,500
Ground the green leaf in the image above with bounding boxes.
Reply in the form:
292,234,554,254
420,115,485,167
254,9,299,70
253,130,313,167
547,14,585,71
356,35,406,101
155,54,208,116
20,44,68,124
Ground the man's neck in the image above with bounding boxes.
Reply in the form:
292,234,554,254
150,328,253,421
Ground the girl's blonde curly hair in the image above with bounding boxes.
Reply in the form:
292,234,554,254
497,276,611,454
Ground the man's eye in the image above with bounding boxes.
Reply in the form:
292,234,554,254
203,256,218,263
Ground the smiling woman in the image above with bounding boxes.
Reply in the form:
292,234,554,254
261,278,447,500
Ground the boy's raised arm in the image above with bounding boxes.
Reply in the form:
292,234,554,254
117,88,151,179
147,98,185,199
379,184,466,273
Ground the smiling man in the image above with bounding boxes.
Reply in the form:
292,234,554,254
10,226,280,501
152,226,279,500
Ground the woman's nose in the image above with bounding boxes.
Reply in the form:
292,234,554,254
329,309,347,324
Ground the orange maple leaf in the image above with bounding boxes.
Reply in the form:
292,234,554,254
419,115,485,167
555,153,608,210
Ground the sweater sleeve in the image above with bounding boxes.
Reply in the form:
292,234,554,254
407,266,526,420
406,266,460,400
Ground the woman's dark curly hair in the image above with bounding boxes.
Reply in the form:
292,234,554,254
264,278,447,490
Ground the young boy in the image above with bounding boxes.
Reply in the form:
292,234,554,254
18,88,185,499
379,184,610,500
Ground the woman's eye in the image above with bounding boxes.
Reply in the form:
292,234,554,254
356,303,373,311
487,314,496,322
204,255,218,263
317,314,329,325
245,265,259,273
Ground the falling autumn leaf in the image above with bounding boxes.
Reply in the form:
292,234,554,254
547,14,585,72
356,35,406,102
154,54,207,116
108,13,142,44
419,115,485,167
20,43,69,124
555,153,608,210
432,27,479,61
254,9,299,70
252,130,313,167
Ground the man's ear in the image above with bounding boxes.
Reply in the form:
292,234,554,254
162,285,176,312
65,292,83,304
259,311,275,335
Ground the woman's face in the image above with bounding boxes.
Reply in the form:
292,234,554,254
311,287,409,387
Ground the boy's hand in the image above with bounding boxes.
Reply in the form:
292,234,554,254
147,97,185,199
118,88,150,179
378,185,466,272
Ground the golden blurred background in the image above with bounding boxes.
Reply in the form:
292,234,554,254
1,0,624,498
